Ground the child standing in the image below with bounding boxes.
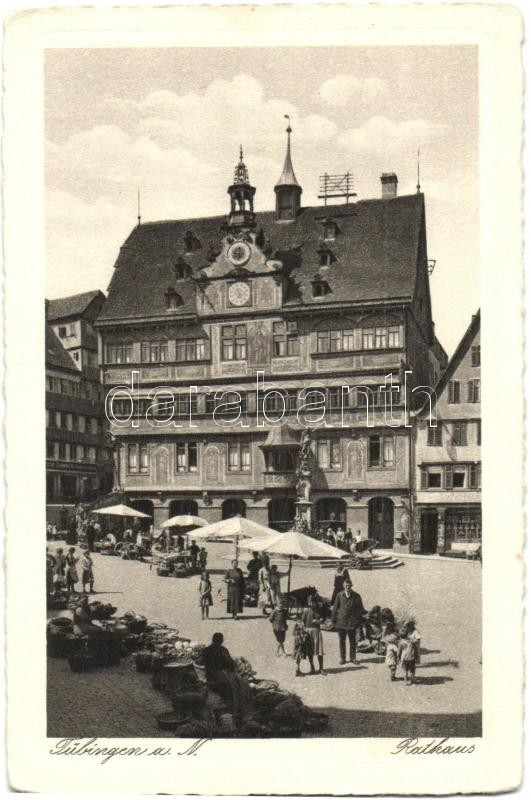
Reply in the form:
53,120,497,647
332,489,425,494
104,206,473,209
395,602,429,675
384,632,399,681
65,547,79,593
81,550,94,593
398,627,418,685
198,570,213,620
269,601,289,656
293,622,313,677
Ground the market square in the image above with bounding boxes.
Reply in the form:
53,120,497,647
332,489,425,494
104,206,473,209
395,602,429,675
47,538,481,739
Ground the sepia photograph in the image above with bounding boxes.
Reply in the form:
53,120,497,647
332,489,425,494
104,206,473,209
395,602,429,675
44,43,482,741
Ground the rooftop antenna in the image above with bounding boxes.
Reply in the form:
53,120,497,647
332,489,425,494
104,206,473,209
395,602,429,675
137,187,141,225
416,148,421,193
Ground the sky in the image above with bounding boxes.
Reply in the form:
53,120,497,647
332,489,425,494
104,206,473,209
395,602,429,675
45,46,478,355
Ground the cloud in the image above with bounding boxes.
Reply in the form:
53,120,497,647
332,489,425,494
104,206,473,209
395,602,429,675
46,189,133,298
337,115,448,153
319,76,388,109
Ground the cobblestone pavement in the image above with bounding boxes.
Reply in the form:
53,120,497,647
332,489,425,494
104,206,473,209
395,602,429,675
47,541,482,738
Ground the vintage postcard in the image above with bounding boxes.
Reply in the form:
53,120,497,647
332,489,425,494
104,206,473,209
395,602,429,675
4,3,524,795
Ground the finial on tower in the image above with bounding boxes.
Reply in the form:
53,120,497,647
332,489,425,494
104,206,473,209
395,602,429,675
233,145,250,185
416,148,421,193
137,187,141,225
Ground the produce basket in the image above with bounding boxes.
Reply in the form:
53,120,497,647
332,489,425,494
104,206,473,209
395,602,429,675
68,654,97,673
157,711,191,732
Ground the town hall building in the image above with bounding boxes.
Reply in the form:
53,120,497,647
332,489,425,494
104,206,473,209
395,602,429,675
96,126,448,550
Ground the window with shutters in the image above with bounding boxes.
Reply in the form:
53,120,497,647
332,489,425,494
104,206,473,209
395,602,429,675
468,379,480,403
427,425,443,446
477,420,481,445
469,463,481,489
471,345,480,366
451,422,467,446
448,380,460,403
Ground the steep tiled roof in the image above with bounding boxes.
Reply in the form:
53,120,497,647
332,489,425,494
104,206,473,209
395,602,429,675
45,324,79,373
47,290,104,322
418,310,480,417
99,193,425,322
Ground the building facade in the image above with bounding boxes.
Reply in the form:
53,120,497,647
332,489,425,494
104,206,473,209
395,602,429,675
96,130,447,549
412,311,481,554
45,293,114,521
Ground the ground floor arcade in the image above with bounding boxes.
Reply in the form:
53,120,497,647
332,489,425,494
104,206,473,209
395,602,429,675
123,489,412,552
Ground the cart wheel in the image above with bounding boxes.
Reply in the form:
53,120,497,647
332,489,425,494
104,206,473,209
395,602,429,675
114,543,123,556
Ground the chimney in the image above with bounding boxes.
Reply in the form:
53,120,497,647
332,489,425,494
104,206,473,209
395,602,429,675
381,172,398,199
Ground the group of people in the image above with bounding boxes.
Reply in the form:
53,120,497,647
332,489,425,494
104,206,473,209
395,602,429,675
46,545,95,596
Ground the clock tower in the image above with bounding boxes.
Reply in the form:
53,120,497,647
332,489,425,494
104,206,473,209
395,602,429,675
227,146,256,230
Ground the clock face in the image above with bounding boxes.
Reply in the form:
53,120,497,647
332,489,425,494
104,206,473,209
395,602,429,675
228,281,251,307
227,241,251,266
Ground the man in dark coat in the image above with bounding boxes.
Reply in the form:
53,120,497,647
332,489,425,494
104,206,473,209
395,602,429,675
331,579,366,665
224,560,245,619
86,520,96,553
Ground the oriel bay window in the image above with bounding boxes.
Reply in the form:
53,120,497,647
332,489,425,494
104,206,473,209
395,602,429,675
127,444,148,474
264,450,295,472
316,438,342,470
228,440,251,472
368,435,395,468
106,343,133,364
176,442,198,473
222,324,247,361
176,337,207,362
141,341,168,363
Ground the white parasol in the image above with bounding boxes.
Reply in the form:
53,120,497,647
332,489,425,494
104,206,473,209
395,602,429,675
239,529,347,603
92,503,151,518
162,515,209,529
190,515,279,562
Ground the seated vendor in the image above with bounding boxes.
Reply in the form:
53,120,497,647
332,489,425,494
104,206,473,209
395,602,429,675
72,595,107,637
202,633,250,722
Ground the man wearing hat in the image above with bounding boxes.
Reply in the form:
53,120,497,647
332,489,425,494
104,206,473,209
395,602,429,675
331,579,366,665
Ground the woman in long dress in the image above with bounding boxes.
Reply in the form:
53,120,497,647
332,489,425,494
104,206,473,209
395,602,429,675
224,560,245,620
301,595,326,675
258,564,272,615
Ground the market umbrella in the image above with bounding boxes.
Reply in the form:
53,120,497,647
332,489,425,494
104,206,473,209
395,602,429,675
239,529,347,606
92,503,151,518
191,515,278,563
162,515,208,529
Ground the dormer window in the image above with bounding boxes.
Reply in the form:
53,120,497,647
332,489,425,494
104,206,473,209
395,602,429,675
174,259,191,280
183,231,201,253
317,245,336,267
312,279,331,298
165,287,183,310
323,220,340,241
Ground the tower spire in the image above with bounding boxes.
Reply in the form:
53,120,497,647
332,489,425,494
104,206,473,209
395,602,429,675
275,117,302,220
276,116,300,189
137,187,141,225
416,148,421,193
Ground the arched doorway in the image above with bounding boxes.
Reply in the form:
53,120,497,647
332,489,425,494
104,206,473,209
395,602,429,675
222,498,246,519
315,497,346,531
368,497,394,548
129,499,154,531
168,499,198,518
268,497,296,532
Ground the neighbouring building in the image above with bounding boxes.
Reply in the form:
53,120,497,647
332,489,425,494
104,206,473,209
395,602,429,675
96,127,447,549
45,293,114,521
413,310,481,555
